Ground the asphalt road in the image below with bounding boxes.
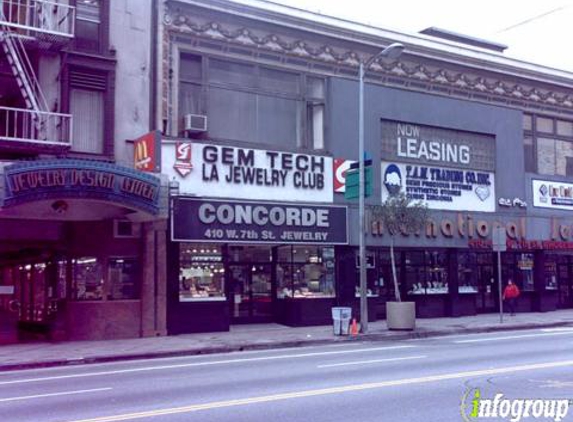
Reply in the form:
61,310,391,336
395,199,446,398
1,327,573,422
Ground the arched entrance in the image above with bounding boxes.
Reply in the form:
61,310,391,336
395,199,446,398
0,159,167,343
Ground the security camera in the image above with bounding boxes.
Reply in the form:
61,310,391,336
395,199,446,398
51,200,68,214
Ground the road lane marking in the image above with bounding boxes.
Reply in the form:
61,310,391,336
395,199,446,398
317,355,426,368
63,359,573,422
0,387,112,403
454,331,573,343
0,346,416,386
541,327,573,332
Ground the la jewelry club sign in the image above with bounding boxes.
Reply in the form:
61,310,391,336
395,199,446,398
162,142,333,203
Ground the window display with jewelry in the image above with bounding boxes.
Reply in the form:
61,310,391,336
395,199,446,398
405,250,449,295
179,244,225,301
277,246,335,299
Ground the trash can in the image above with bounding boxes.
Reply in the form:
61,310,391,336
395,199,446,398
331,307,352,336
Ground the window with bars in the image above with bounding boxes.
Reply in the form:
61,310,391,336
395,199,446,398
178,54,326,150
523,114,573,176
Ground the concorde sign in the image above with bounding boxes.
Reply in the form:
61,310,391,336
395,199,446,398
172,198,348,244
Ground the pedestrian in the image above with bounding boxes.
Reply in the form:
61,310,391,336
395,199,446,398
503,279,520,316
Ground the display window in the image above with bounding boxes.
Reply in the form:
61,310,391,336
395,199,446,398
405,250,449,295
502,253,535,292
277,246,335,298
108,258,139,300
354,250,382,298
179,244,225,301
458,253,479,294
544,256,558,291
72,257,104,300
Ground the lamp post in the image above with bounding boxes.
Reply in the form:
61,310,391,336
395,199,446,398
358,42,404,334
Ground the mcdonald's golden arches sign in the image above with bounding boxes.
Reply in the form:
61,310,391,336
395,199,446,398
134,130,161,172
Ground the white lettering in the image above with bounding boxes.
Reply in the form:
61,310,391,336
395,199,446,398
396,138,471,164
317,209,329,227
217,205,234,225
199,204,216,224
556,400,569,421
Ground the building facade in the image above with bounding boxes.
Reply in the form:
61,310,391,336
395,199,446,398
4,0,572,342
0,0,168,343
158,0,573,334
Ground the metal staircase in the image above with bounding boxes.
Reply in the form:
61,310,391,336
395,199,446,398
1,13,49,113
0,2,73,146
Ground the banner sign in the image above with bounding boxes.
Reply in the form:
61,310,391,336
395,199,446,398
162,142,333,203
172,198,348,244
381,161,496,212
533,179,573,210
134,130,161,172
381,121,495,171
3,160,161,214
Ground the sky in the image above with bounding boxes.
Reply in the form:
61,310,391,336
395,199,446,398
258,0,573,72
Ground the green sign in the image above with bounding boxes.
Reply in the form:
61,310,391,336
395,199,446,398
344,167,372,200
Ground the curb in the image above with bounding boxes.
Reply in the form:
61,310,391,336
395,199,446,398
1,320,571,372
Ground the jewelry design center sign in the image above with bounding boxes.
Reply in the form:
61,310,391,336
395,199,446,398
3,160,161,214
172,198,348,244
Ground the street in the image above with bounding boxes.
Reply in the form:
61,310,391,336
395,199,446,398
1,328,573,422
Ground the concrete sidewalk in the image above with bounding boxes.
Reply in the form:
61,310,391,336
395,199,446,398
1,310,572,372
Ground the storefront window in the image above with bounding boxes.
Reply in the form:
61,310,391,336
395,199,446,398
56,259,68,300
517,253,535,291
354,250,379,297
72,257,103,300
458,253,478,294
228,246,271,262
277,246,335,298
108,258,139,300
405,250,449,295
179,244,225,301
545,257,558,290
376,250,398,300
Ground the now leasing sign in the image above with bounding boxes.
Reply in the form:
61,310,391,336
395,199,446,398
162,142,333,203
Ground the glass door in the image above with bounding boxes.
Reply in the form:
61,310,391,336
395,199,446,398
476,264,496,313
229,264,272,322
557,262,572,308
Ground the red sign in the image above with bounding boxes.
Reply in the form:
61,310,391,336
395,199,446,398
134,130,161,172
174,142,193,177
333,158,354,193
469,239,573,251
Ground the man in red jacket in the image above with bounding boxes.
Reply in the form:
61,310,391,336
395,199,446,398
503,279,520,316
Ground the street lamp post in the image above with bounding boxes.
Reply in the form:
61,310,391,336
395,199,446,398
358,42,404,334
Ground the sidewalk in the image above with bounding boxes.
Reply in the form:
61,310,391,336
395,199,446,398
1,310,572,372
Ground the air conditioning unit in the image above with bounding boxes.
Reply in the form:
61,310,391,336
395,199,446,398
113,220,142,238
184,114,208,133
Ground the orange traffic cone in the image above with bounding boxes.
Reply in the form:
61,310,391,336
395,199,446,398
350,318,359,337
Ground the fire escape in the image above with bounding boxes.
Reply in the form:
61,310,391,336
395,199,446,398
0,0,74,148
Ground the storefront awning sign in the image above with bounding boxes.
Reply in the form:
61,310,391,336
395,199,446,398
172,198,348,244
3,159,161,215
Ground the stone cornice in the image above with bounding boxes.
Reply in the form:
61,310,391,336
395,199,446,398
164,1,573,115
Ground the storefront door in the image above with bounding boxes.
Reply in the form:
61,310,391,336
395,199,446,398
557,263,573,308
229,264,273,322
1,257,64,341
476,264,496,313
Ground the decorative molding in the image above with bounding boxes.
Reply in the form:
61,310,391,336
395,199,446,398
163,6,573,115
